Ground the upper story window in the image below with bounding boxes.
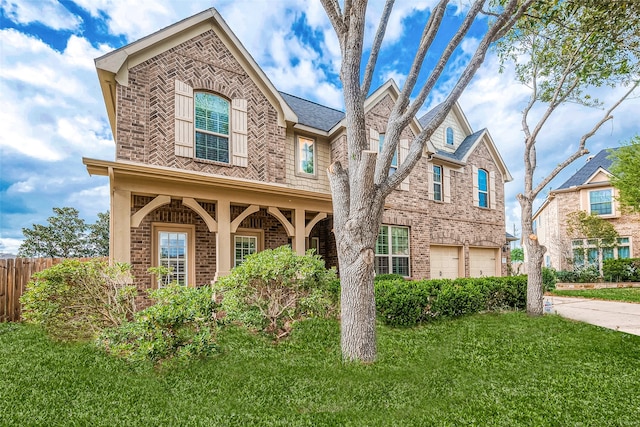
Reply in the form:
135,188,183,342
446,127,454,145
194,92,230,163
296,135,316,176
589,189,612,215
379,133,398,174
433,165,442,201
477,168,489,208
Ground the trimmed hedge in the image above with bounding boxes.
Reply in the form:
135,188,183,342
375,276,527,327
603,258,640,282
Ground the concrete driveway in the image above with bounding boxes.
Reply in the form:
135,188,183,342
544,295,640,336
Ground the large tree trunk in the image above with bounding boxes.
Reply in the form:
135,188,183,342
330,159,383,362
519,194,545,315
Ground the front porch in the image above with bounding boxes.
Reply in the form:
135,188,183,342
84,158,335,289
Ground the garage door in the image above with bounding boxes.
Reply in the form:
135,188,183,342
430,246,461,279
469,248,498,277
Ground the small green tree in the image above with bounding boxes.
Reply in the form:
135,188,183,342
566,210,620,272
609,136,640,214
511,248,524,262
87,211,110,257
18,208,109,258
497,0,640,315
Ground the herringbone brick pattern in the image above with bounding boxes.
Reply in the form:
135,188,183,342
117,30,285,183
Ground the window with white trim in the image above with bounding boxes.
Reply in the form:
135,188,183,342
195,92,230,163
375,225,410,277
589,189,612,215
234,235,257,267
477,168,489,208
572,236,632,269
446,127,454,145
433,165,442,201
296,135,316,176
153,224,194,287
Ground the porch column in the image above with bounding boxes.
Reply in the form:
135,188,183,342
292,208,306,255
215,198,231,280
112,189,131,264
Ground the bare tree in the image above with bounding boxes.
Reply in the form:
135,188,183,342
498,0,640,315
320,0,535,362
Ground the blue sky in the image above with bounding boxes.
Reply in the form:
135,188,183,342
1,0,638,255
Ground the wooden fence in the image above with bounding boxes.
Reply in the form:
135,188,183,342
0,258,97,322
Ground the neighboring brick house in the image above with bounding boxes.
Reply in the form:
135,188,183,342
533,148,639,271
84,8,512,291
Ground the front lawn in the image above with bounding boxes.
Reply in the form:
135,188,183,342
1,313,639,426
551,287,640,303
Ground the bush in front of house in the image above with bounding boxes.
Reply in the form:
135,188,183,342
374,275,527,327
212,246,338,339
374,273,406,282
602,258,640,282
96,284,219,363
20,259,137,341
556,266,601,283
542,267,558,291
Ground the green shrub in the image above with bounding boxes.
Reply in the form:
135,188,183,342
542,267,557,291
20,259,137,341
557,266,600,283
212,246,338,338
97,285,218,363
374,273,406,282
603,258,640,282
375,276,527,327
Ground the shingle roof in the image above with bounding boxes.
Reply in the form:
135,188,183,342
557,148,616,190
435,129,485,162
279,92,345,132
418,103,444,128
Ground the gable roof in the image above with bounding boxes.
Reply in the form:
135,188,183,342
434,128,485,163
557,149,616,189
95,8,297,135
420,103,512,181
279,92,345,132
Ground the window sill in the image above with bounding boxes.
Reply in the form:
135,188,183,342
193,157,232,167
294,171,318,180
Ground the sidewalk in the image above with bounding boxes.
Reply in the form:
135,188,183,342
543,295,640,336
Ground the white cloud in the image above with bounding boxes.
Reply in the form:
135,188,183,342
1,0,82,31
0,29,114,162
0,237,23,255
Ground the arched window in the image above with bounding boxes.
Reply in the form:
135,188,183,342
194,92,230,163
478,168,488,208
446,127,454,145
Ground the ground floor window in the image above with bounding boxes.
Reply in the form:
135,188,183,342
375,225,410,277
153,224,195,287
572,236,632,269
234,235,257,267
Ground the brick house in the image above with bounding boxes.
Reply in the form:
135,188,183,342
83,8,512,290
533,148,639,271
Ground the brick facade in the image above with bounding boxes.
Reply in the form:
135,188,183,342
117,30,287,183
97,11,511,288
539,190,640,271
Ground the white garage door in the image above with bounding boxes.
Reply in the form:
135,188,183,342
469,248,498,277
430,246,461,279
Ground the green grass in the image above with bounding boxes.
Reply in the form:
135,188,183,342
551,287,640,303
1,313,640,426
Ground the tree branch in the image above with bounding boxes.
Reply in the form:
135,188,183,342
362,0,395,97
320,0,346,44
532,79,640,198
